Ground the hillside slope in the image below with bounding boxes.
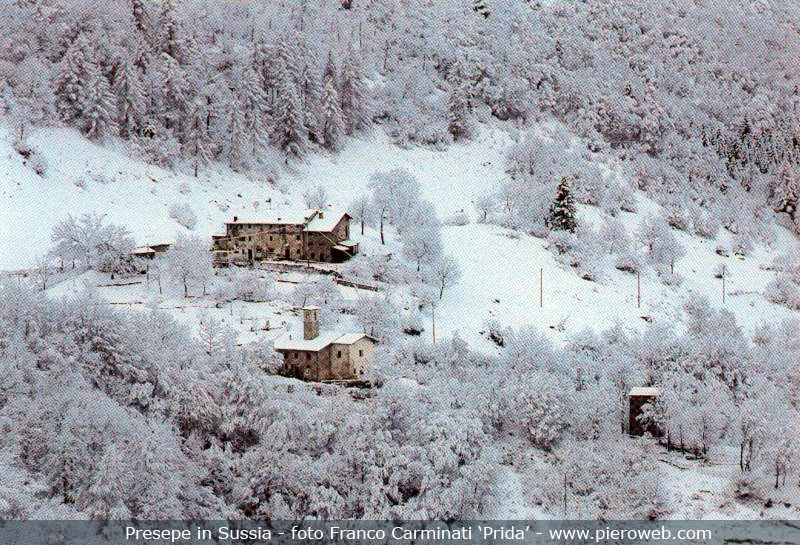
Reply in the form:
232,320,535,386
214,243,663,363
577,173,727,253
2,121,797,351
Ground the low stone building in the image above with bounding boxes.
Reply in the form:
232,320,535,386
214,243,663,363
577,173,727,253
130,242,171,260
274,307,377,382
628,387,662,437
212,209,358,267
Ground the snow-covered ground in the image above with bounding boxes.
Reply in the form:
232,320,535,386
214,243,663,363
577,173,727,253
3,120,800,521
2,122,797,354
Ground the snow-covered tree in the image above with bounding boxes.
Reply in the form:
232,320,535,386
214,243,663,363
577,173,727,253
546,177,577,233
185,99,212,177
637,215,686,270
166,234,212,297
54,35,92,125
339,45,369,135
320,74,344,150
227,96,246,170
113,56,148,138
448,79,470,141
240,67,270,155
49,213,134,273
82,59,117,139
270,58,305,157
368,168,422,244
302,185,328,210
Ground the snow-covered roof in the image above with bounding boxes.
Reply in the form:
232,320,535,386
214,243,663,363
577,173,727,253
305,211,351,232
226,209,317,225
629,387,660,397
274,331,377,352
333,333,376,345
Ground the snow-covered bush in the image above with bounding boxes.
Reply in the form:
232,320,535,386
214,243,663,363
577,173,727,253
353,294,400,340
232,271,275,303
442,211,470,226
168,202,198,230
765,276,800,310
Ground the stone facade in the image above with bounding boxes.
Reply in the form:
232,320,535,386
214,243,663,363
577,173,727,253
274,307,377,382
212,209,358,267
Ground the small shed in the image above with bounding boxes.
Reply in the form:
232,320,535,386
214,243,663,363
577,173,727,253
628,387,661,437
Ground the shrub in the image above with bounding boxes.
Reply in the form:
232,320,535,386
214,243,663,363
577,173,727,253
169,202,198,230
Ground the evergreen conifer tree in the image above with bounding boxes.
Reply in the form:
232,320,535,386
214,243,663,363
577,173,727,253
546,177,577,232
339,45,368,135
54,35,91,124
82,60,117,139
320,75,343,150
241,67,270,155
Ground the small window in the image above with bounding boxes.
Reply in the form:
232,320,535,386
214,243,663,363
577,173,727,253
269,236,273,241
306,353,311,360
359,349,364,357
337,350,342,358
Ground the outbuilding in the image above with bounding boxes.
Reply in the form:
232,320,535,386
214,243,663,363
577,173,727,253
628,387,661,437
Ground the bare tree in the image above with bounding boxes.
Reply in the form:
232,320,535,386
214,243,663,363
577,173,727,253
433,255,462,299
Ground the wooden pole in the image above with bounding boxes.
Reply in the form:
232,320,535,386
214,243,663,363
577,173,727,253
539,267,543,308
431,304,436,344
722,269,726,304
637,271,641,309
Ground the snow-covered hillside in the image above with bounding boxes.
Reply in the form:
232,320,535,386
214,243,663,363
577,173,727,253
3,122,797,351
2,0,800,524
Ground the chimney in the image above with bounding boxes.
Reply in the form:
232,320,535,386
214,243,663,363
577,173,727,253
303,306,320,340
317,210,324,219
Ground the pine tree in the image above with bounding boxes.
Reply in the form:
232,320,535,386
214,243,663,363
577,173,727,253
339,45,368,135
54,35,91,124
185,99,211,177
159,0,180,59
241,67,270,155
157,52,191,135
323,50,338,84
113,57,147,137
546,177,577,233
82,60,117,140
300,57,323,143
320,73,344,150
271,58,305,157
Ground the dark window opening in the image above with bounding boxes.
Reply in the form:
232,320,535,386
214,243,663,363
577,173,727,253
359,350,364,357
337,350,342,358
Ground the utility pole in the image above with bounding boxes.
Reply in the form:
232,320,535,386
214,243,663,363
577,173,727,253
722,268,726,304
539,267,543,308
431,304,436,344
637,271,641,309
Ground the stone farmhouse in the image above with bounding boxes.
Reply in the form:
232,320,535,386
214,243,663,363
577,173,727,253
274,307,378,382
211,209,358,267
